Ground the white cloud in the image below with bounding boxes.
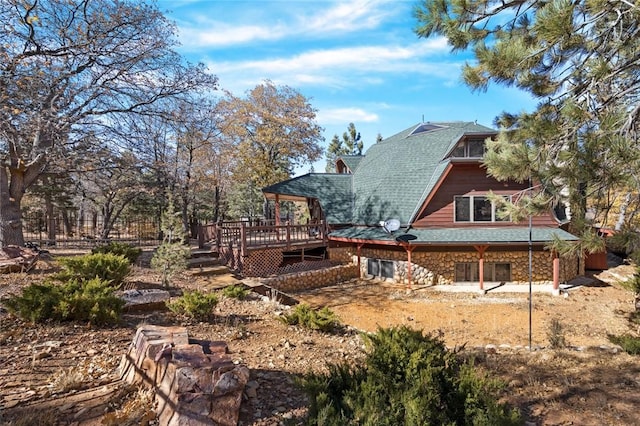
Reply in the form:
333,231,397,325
303,0,392,33
317,107,379,124
178,24,287,47
209,38,451,74
175,0,398,49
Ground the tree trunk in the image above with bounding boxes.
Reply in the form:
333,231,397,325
213,185,220,223
45,193,56,242
0,167,25,247
615,192,632,231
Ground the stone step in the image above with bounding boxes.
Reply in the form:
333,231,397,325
198,274,245,291
190,264,231,277
190,248,217,259
188,256,222,269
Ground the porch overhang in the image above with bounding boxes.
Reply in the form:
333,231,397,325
328,226,579,246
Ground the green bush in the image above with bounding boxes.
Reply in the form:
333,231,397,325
222,284,250,300
151,243,190,287
2,278,124,326
168,291,218,321
55,253,131,288
608,334,640,355
300,326,522,426
55,278,125,325
2,282,63,323
279,304,340,332
91,242,142,264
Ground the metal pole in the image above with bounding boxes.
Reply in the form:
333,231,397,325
529,179,533,351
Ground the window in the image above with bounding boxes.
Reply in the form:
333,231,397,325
450,138,486,158
454,195,510,222
367,259,394,279
455,262,511,282
455,262,479,282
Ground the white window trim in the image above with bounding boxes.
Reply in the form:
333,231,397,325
454,195,511,223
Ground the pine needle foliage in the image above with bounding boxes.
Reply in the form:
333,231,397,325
91,242,142,264
415,0,640,246
221,284,250,300
279,304,341,333
300,326,522,425
2,278,124,326
55,253,131,289
608,334,640,356
151,195,190,287
167,291,218,321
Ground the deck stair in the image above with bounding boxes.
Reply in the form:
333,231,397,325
188,248,243,290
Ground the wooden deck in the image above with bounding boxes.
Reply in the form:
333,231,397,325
199,221,328,254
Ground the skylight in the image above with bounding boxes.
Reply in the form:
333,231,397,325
409,123,445,136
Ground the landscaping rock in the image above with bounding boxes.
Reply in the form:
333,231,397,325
119,325,248,426
118,289,171,312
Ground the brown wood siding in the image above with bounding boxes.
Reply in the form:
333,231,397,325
413,163,559,228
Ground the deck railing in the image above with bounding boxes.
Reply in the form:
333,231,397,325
199,221,328,254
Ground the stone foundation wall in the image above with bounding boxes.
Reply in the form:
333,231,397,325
327,245,353,263
261,264,359,292
335,246,580,285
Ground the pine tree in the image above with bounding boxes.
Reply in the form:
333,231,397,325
151,195,190,287
415,0,640,251
325,123,365,172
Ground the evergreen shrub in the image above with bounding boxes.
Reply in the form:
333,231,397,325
300,326,522,425
222,284,250,300
168,291,218,321
279,303,340,332
2,282,63,323
55,278,125,325
91,242,142,264
2,278,124,326
608,334,640,355
55,253,131,288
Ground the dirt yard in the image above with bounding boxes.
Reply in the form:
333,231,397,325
1,251,640,425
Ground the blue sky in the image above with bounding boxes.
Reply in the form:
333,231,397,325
158,0,537,174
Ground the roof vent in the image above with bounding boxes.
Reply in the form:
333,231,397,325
409,123,445,136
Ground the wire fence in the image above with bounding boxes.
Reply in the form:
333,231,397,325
22,213,161,248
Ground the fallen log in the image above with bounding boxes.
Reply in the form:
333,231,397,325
0,246,39,274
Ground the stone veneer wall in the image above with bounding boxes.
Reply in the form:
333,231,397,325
328,245,580,285
261,264,359,292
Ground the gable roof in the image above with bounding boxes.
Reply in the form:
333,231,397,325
336,155,364,173
262,173,353,224
351,121,495,225
262,121,496,226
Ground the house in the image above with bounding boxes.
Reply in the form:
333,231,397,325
262,121,580,289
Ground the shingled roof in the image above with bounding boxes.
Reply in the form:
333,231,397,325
263,121,496,226
262,173,353,224
336,155,364,173
329,226,579,245
351,121,495,225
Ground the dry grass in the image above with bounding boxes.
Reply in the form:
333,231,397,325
48,366,88,393
101,386,156,426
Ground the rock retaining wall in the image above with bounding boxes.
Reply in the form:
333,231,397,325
118,325,249,426
261,264,359,292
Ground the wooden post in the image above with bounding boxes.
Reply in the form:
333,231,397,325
474,245,489,291
215,224,222,254
553,251,560,292
285,224,291,250
406,245,415,288
275,195,281,226
356,243,363,278
197,223,205,249
240,222,247,257
321,220,328,244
